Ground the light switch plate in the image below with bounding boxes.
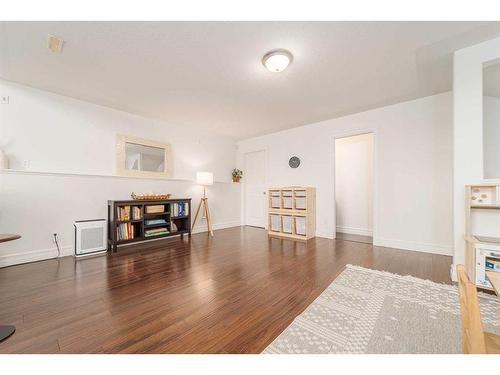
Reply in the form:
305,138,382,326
1,95,9,104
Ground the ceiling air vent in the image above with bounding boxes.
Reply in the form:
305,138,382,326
47,34,64,53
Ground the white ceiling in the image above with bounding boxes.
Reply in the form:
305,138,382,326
1,21,500,140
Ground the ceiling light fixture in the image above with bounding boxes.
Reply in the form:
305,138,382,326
262,49,293,73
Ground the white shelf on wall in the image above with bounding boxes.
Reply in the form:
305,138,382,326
0,169,235,184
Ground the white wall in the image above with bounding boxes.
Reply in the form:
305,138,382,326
237,92,454,255
335,133,373,236
483,95,500,179
0,80,235,179
0,79,241,267
480,96,500,236
453,37,500,270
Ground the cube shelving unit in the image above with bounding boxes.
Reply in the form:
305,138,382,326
268,186,316,240
464,184,500,290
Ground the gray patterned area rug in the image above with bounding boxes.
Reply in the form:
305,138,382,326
264,265,500,354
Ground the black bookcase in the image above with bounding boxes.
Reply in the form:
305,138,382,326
107,198,191,252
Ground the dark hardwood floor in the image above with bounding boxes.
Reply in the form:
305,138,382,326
0,226,452,353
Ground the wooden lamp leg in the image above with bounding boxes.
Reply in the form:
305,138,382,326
191,186,214,236
204,198,214,236
192,198,204,229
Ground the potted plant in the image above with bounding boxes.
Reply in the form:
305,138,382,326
232,168,243,183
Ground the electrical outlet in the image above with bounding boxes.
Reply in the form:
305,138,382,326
1,95,9,104
23,160,31,170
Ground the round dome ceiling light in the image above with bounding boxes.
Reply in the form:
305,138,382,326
262,49,293,73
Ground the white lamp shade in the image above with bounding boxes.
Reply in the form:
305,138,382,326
196,171,214,186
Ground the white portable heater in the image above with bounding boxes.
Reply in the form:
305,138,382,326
74,219,107,257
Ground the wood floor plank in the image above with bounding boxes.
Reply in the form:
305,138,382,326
0,226,452,353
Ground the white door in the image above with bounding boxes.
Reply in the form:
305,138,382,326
244,150,267,228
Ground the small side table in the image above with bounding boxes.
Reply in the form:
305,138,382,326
0,234,21,343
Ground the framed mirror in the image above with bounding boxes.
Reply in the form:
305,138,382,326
483,58,500,180
116,134,172,178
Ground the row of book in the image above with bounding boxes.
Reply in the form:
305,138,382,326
145,227,169,238
117,203,189,220
117,206,142,221
117,222,136,241
171,202,189,217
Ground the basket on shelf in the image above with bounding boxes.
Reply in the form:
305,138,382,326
131,192,172,200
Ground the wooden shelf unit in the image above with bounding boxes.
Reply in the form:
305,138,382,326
268,187,316,240
107,198,191,252
464,184,500,290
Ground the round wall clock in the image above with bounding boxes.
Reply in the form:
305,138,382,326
288,156,301,168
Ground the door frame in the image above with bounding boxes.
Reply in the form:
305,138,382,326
242,148,269,228
332,129,378,242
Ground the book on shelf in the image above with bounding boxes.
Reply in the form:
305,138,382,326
117,205,142,221
145,218,167,225
172,202,189,217
117,222,136,241
145,227,168,234
144,227,169,237
117,206,131,221
132,206,141,220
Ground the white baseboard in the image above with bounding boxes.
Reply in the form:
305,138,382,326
316,231,452,257
373,236,453,256
336,226,373,237
192,220,241,234
0,221,242,268
316,231,335,239
0,245,73,268
450,264,457,282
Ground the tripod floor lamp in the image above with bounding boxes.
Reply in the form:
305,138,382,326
192,171,214,236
